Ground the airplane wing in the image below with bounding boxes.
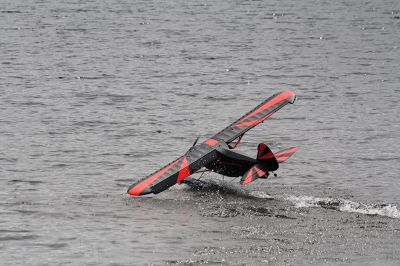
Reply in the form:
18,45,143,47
127,143,219,196
212,90,296,145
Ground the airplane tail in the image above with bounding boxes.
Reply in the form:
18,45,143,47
274,147,298,163
241,144,297,186
256,143,279,172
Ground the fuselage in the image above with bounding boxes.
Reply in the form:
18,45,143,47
205,146,257,177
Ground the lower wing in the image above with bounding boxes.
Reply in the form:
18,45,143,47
127,144,218,196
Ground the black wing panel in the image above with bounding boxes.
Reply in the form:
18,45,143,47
127,144,218,196
150,145,219,194
205,147,256,177
212,90,296,144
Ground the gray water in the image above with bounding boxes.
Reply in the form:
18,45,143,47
1,0,400,265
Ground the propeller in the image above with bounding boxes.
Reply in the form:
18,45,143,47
192,136,200,147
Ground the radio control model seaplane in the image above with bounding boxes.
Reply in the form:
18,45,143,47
128,90,298,196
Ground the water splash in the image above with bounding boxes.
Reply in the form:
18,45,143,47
248,190,274,199
286,195,400,219
178,179,277,201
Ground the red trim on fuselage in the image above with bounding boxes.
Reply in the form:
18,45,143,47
128,159,180,196
234,113,273,127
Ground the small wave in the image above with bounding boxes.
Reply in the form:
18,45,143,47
248,191,274,199
286,195,400,219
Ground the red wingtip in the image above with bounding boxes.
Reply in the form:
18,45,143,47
285,89,296,104
127,184,152,196
127,158,181,196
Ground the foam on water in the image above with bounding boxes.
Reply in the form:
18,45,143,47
2,0,400,264
177,178,276,200
178,180,399,219
286,195,400,219
248,190,274,199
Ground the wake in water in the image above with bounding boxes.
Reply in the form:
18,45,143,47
178,178,267,199
178,179,400,219
285,195,400,219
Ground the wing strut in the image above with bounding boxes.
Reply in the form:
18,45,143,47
228,133,244,149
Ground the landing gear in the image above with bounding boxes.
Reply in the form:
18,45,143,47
260,172,277,178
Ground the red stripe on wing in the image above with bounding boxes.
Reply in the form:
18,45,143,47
234,90,295,127
128,159,181,196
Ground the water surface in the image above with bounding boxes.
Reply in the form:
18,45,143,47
1,0,400,265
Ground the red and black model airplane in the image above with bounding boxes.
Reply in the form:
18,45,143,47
128,90,298,196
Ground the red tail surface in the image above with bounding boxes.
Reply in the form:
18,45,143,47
275,147,298,163
240,164,268,185
256,143,279,171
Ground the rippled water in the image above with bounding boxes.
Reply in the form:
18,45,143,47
1,0,400,265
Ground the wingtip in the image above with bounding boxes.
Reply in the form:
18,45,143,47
127,184,152,196
283,89,296,104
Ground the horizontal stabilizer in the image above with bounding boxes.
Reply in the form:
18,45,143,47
240,164,268,185
275,147,297,163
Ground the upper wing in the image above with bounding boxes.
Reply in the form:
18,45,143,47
127,143,219,196
212,90,296,145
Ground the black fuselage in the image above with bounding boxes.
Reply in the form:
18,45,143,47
205,148,256,177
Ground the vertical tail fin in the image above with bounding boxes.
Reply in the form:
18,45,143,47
257,143,279,171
